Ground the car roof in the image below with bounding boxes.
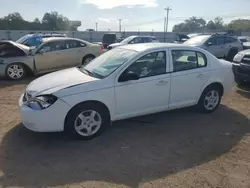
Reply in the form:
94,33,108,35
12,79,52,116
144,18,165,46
41,37,82,42
25,33,66,37
118,43,198,52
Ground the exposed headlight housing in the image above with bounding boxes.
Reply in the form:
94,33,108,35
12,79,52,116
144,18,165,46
27,95,57,110
233,53,244,62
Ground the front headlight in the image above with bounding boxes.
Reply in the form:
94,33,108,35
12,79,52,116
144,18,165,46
233,53,244,62
28,95,57,110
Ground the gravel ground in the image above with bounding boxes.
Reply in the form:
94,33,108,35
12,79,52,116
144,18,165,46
0,78,249,188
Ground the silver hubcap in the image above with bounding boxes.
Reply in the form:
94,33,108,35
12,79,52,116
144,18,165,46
74,110,102,136
204,90,220,110
7,64,24,79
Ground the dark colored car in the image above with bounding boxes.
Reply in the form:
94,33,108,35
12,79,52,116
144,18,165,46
102,33,118,49
232,50,250,85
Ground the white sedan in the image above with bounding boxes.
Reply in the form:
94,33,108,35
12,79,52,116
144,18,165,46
19,43,235,139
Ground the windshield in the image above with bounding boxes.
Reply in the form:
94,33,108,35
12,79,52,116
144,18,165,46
120,36,135,44
184,35,211,45
16,35,29,44
81,48,136,78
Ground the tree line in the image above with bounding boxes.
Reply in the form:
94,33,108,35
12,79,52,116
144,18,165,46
0,12,78,31
172,16,250,33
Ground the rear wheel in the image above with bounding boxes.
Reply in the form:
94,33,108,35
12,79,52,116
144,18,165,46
65,103,110,140
82,55,95,66
6,63,26,80
226,49,238,61
197,86,222,113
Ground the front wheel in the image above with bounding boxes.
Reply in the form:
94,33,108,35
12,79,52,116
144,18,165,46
197,86,222,113
65,103,110,140
6,63,26,80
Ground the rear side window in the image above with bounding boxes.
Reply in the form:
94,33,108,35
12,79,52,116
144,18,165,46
171,50,207,72
225,37,238,44
207,37,224,45
143,37,152,43
63,40,86,49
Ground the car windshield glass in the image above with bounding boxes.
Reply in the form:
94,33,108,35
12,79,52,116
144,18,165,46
81,48,136,79
16,35,29,44
184,35,211,45
120,36,135,44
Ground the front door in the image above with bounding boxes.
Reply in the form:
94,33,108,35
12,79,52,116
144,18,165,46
205,36,225,58
34,41,64,72
114,51,171,120
169,50,210,109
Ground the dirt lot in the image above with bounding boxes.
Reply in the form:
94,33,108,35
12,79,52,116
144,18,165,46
0,78,249,188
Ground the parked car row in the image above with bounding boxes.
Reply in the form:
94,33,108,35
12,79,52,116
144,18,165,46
0,37,105,80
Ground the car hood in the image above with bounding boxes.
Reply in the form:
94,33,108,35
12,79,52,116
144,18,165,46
0,40,30,55
109,43,123,48
243,42,250,47
26,67,99,97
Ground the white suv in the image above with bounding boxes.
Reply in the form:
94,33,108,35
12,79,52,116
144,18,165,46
107,36,158,50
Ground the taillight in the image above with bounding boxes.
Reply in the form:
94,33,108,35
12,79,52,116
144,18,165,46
100,45,104,51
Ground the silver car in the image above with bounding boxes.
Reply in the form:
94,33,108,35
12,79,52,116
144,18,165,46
107,36,158,50
184,34,243,61
0,37,104,80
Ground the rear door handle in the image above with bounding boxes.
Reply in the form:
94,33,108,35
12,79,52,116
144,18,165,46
156,80,168,85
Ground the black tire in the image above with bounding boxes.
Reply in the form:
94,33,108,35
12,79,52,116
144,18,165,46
197,85,222,113
226,49,238,62
65,102,110,140
82,55,95,66
5,63,26,80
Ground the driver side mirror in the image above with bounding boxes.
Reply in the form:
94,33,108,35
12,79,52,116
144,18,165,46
207,42,213,46
118,71,139,82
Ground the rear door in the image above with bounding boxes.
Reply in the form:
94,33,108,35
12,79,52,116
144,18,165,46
169,49,210,109
61,39,87,67
34,41,65,72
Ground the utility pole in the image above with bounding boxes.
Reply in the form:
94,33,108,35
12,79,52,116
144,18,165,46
118,19,122,33
164,7,171,32
95,22,98,31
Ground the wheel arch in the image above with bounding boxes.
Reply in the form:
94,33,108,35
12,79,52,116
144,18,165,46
64,100,111,129
6,62,33,76
201,82,224,98
82,54,96,64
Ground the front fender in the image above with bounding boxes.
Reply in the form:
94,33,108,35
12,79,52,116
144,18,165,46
60,88,116,121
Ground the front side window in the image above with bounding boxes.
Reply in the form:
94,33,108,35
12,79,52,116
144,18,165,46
122,51,166,78
172,50,207,72
207,37,224,46
81,48,136,78
130,37,143,44
143,37,152,43
37,41,63,53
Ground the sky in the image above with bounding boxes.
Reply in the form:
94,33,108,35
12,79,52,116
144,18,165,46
0,0,249,32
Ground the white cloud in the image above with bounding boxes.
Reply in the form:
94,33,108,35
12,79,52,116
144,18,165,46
97,17,112,22
79,0,158,9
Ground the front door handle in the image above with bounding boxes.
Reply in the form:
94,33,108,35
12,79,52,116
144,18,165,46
196,74,204,78
156,80,168,85
56,52,60,55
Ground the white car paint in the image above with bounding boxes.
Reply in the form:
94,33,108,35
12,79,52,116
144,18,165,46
19,43,235,133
